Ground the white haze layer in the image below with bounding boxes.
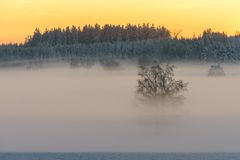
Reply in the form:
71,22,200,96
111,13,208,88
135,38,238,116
0,63,240,152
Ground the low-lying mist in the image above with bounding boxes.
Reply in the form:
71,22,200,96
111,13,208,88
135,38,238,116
1,62,240,152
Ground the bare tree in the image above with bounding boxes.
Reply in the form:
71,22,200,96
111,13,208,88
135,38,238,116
137,64,188,100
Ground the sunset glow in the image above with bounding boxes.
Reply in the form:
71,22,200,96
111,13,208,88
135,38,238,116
0,0,240,43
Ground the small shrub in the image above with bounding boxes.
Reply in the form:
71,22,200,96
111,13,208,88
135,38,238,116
70,57,95,68
99,58,120,70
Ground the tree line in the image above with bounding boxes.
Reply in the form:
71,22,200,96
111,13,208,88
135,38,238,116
25,24,171,46
0,25,240,63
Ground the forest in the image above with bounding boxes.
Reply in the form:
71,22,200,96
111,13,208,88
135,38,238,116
1,24,240,63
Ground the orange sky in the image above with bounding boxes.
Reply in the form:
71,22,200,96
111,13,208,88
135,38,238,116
0,0,240,43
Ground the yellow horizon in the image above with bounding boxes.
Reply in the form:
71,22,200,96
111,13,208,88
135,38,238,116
1,0,240,43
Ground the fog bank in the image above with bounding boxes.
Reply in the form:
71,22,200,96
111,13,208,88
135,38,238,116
0,63,240,152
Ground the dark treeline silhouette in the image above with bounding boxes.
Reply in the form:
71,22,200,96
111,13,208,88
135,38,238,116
1,25,240,64
25,24,171,46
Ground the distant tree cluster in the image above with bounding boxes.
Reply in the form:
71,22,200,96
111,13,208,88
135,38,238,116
25,24,171,46
0,25,240,63
200,29,240,62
